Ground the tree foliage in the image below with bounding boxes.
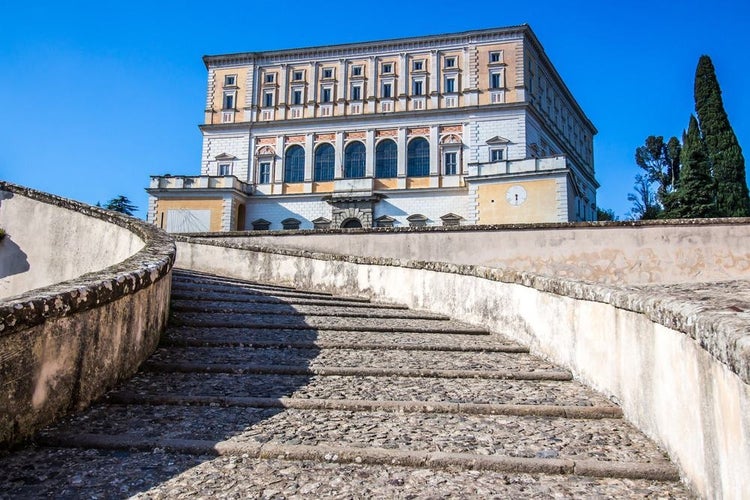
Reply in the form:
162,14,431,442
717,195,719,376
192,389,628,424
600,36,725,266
634,136,681,213
665,116,717,219
103,195,137,216
694,55,749,216
627,174,662,220
596,208,617,221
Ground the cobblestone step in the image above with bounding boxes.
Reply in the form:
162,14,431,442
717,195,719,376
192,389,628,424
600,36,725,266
170,312,490,334
146,346,560,372
0,448,689,498
101,372,614,407
39,405,674,471
162,327,518,350
170,300,447,320
0,269,689,496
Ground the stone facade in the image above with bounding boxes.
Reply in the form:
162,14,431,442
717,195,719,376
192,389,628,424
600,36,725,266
146,26,598,232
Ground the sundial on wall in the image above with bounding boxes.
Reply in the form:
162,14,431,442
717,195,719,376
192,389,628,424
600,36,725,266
506,185,527,206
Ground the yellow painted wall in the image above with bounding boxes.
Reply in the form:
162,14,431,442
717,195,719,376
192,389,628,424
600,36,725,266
374,179,399,190
477,179,559,224
210,67,249,124
283,183,305,194
312,181,334,193
406,178,431,189
155,198,224,232
477,41,520,105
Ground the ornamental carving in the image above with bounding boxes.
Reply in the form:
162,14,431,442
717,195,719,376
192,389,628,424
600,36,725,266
256,145,276,156
440,125,462,133
345,131,366,140
376,129,397,138
286,135,305,144
440,134,462,145
315,133,335,141
407,127,429,136
257,137,275,145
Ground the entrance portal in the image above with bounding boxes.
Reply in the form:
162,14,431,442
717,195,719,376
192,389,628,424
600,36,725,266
341,218,363,229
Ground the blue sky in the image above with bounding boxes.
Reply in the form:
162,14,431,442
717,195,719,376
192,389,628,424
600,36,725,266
1,0,748,219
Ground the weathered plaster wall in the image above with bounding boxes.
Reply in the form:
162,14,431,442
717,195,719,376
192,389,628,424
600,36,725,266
215,219,750,285
175,237,750,499
0,182,175,446
0,191,145,299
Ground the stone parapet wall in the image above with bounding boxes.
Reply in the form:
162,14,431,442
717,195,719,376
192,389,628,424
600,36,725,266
0,182,176,446
174,236,750,499
187,218,750,285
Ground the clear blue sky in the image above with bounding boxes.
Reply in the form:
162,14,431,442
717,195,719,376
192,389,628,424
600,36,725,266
1,0,748,219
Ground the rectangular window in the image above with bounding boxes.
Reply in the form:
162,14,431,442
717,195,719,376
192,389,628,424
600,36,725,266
445,57,456,68
218,163,231,176
351,85,361,101
259,162,271,184
381,63,393,73
224,75,236,86
351,65,362,76
491,149,504,162
292,70,304,81
444,77,455,93
223,93,235,109
292,89,303,105
412,80,423,96
263,91,274,107
265,73,275,84
490,51,502,63
322,68,333,79
490,72,502,89
321,87,332,103
444,152,457,175
413,60,424,71
382,82,392,98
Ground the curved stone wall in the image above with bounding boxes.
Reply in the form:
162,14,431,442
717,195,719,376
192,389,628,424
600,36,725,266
213,219,750,285
0,182,175,446
174,235,750,499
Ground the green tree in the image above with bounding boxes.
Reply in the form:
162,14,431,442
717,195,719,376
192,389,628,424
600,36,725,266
104,195,137,216
666,116,716,218
596,208,618,221
628,174,662,220
634,135,681,213
694,55,749,216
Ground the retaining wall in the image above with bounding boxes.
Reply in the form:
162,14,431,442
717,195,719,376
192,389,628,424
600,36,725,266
214,219,750,285
175,236,750,499
0,182,175,446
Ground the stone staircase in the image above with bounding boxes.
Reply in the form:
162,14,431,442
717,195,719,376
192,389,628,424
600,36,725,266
0,269,691,498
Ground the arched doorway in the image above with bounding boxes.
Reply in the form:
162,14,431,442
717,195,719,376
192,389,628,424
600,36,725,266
341,218,363,229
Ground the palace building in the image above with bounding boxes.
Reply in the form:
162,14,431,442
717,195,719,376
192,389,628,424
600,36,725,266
146,25,598,232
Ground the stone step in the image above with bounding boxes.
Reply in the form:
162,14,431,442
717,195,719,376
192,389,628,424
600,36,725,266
169,312,490,335
170,300,448,320
162,327,521,351
169,291,404,309
142,360,570,381
105,392,621,419
38,405,677,480
171,281,370,303
172,271,302,292
102,371,614,407
0,447,689,498
145,346,559,373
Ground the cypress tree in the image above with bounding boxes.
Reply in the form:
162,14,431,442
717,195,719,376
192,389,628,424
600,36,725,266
694,55,750,216
668,116,716,218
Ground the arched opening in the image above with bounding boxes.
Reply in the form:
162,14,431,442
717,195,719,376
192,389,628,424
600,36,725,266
407,137,430,177
341,218,363,229
375,139,397,178
284,145,305,183
344,142,366,178
314,143,335,181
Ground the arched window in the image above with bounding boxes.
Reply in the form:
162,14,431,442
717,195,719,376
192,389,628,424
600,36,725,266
284,145,305,183
375,139,397,178
344,142,366,178
314,143,335,181
407,138,430,177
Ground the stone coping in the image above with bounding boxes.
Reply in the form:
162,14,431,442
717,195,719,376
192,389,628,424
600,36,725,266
175,234,750,386
0,182,176,337
177,216,750,238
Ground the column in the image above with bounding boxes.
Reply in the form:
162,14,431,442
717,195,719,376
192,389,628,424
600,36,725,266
334,131,345,178
304,133,314,183
430,50,439,109
278,64,288,119
365,129,375,177
308,62,318,117
337,59,347,115
429,125,440,178
398,53,408,111
367,56,377,113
